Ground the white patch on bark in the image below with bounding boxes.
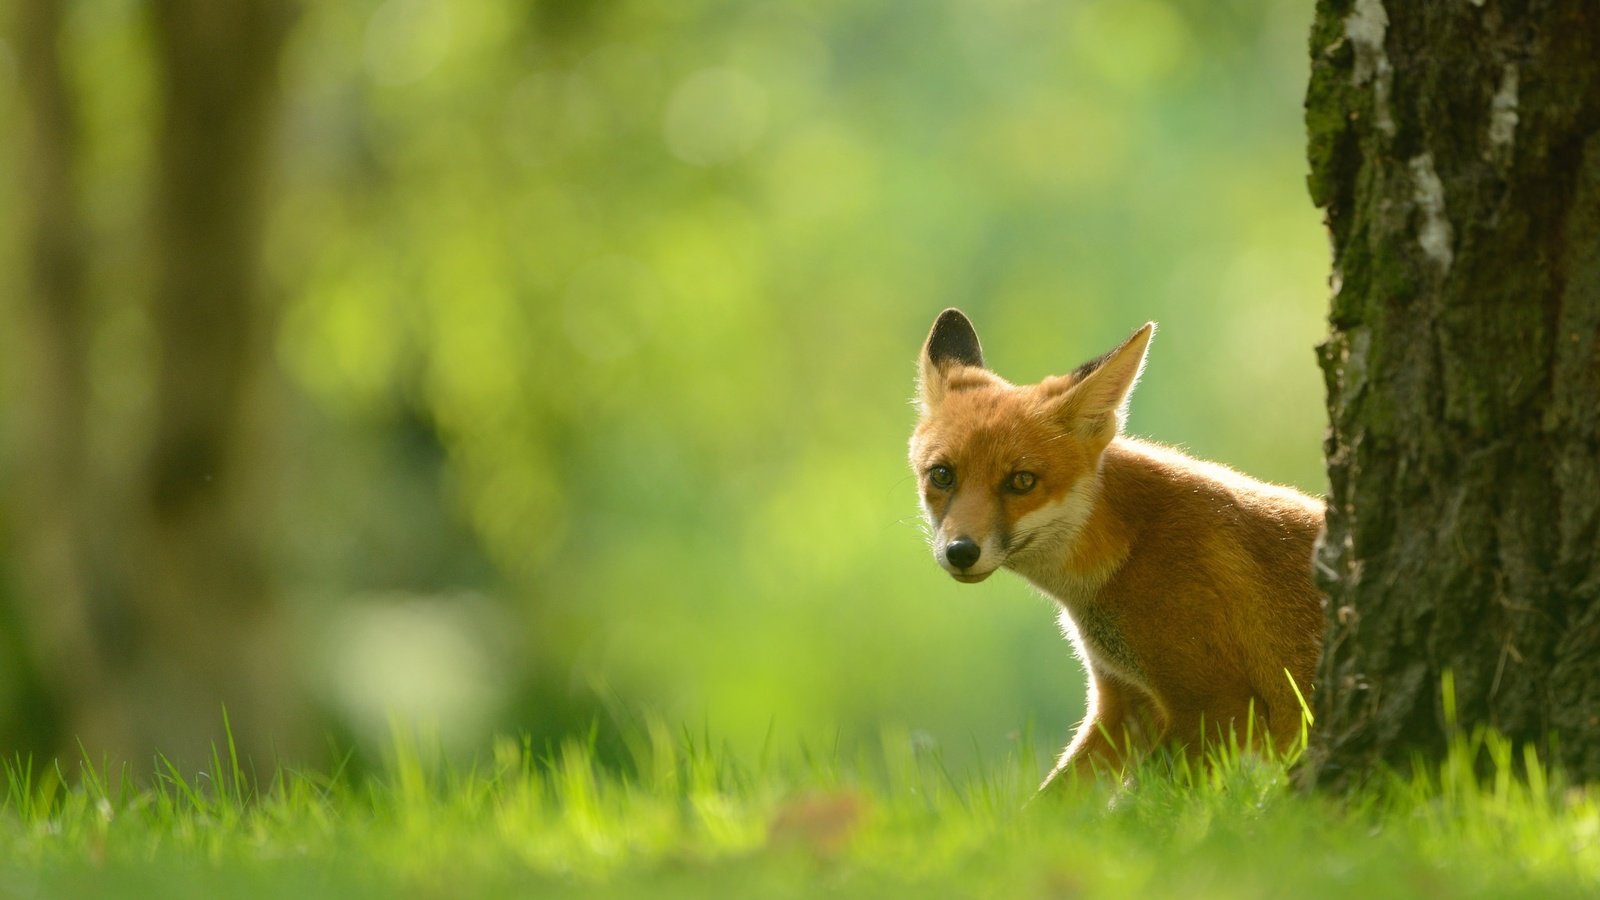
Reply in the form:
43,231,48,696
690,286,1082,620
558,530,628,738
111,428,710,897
1488,63,1520,161
1345,0,1395,137
1409,153,1454,273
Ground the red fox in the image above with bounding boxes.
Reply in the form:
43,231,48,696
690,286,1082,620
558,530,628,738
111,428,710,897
908,309,1325,788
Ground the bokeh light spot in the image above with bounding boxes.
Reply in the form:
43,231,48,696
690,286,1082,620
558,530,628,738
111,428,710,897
663,67,769,166
364,0,454,86
1072,0,1189,89
321,594,509,749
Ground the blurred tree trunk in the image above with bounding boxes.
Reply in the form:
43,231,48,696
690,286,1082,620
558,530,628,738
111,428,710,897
1304,1,1600,787
12,0,303,771
13,0,117,757
128,0,302,769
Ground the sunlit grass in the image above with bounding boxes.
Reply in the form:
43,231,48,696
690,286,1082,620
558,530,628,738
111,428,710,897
1,719,1597,899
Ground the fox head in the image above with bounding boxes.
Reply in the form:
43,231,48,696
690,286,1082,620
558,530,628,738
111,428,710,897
908,309,1154,582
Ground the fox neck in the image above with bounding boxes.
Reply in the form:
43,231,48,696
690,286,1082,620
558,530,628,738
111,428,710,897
1004,463,1130,610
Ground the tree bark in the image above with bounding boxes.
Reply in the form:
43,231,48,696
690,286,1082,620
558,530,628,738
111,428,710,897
1305,0,1600,787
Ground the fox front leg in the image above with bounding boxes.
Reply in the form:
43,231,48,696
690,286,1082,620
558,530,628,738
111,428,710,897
1039,673,1141,791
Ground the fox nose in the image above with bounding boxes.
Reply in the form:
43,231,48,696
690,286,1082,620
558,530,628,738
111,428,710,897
945,537,981,570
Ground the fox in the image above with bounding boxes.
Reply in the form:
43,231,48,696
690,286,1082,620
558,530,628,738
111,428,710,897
908,308,1325,789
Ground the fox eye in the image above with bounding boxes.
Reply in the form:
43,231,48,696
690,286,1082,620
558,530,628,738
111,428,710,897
928,465,955,489
1007,471,1037,494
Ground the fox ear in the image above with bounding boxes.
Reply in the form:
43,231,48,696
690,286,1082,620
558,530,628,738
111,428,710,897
918,308,985,409
1056,322,1154,440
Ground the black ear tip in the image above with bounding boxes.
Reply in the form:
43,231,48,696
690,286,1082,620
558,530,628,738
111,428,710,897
925,308,984,369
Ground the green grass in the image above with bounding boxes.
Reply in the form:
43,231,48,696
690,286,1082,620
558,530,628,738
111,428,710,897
1,719,1597,899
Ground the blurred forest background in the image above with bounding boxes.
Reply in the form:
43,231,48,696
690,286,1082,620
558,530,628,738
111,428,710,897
0,0,1326,773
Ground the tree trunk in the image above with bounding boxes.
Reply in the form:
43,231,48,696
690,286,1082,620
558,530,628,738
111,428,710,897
12,0,119,757
1305,0,1600,787
125,0,302,769
10,0,303,771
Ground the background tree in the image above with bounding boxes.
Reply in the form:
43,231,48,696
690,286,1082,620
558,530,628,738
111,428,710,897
12,0,300,769
13,0,97,758
1305,0,1600,786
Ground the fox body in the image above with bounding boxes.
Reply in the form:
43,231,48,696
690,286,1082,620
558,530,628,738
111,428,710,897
908,309,1325,788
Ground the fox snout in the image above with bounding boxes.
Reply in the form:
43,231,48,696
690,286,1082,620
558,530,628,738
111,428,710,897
944,537,981,569
932,529,1000,583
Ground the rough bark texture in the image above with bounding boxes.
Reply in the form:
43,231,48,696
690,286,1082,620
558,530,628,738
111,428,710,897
11,0,303,770
1305,0,1600,787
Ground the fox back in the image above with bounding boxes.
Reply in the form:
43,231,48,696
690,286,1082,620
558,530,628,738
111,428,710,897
908,309,1325,787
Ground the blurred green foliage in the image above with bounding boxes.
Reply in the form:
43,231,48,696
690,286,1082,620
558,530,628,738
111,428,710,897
0,0,1325,765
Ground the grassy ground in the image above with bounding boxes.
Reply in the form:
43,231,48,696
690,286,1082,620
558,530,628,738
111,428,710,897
1,720,1597,899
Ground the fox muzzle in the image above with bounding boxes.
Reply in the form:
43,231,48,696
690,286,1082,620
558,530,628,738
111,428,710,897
944,537,981,570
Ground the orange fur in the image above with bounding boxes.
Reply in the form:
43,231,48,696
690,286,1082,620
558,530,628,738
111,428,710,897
908,310,1325,789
